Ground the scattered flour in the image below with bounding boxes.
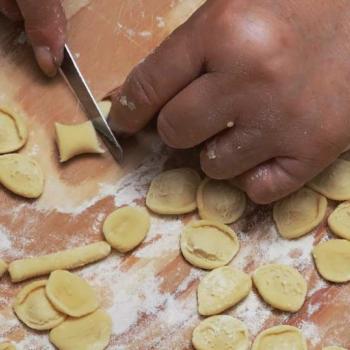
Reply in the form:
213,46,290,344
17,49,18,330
0,225,12,252
300,320,322,346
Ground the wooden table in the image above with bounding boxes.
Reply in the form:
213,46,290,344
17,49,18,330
0,1,349,349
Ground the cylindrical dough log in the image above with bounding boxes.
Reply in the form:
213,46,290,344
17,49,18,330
9,242,111,282
0,259,8,277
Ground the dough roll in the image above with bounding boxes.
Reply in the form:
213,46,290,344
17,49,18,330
9,242,111,282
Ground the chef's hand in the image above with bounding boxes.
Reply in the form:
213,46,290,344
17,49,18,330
0,0,66,77
108,0,350,204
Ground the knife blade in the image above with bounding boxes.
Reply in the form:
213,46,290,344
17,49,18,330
59,44,123,162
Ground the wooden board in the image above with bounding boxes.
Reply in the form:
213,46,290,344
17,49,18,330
0,1,349,349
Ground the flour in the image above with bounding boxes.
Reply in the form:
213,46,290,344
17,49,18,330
299,320,322,346
0,225,12,252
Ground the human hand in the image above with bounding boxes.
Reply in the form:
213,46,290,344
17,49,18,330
0,0,66,77
108,0,350,204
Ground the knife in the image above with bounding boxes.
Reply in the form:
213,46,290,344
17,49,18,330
59,44,123,162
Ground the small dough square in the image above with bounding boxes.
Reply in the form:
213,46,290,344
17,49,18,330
55,121,104,162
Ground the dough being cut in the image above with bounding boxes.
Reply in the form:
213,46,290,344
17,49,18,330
0,259,8,277
312,239,350,282
49,309,112,350
253,264,307,312
13,280,65,330
197,266,252,316
197,178,246,224
103,206,150,252
252,325,307,350
180,220,240,270
98,100,112,119
9,241,111,282
0,154,44,198
55,121,104,162
323,347,347,350
192,315,249,350
308,159,350,200
0,344,16,350
273,187,327,239
328,202,350,240
0,106,27,154
146,168,201,214
46,270,99,317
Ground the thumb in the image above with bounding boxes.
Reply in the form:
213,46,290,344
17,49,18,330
108,16,204,134
17,0,66,77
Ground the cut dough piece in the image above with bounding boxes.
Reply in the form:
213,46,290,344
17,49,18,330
49,309,112,350
0,343,16,350
46,270,99,317
180,220,239,270
308,159,350,200
197,266,252,316
197,178,246,224
0,106,27,154
0,259,8,277
192,315,249,350
252,325,307,350
323,347,347,350
13,280,65,330
9,241,111,282
328,202,350,240
312,239,350,282
146,168,201,214
253,264,307,312
103,206,150,253
0,154,44,199
98,100,112,119
55,121,104,162
273,187,327,239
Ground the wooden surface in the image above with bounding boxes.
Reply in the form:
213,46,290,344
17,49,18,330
0,1,350,349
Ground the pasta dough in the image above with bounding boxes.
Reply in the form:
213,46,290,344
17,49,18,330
253,264,307,312
328,202,350,240
180,220,239,270
46,270,99,317
0,259,7,277
0,154,44,199
312,239,350,282
13,280,66,330
55,121,104,162
197,178,246,224
273,188,327,239
323,347,347,350
192,315,249,350
146,168,201,214
49,309,112,350
252,325,307,350
308,159,350,200
197,266,252,316
103,206,150,252
98,100,112,119
9,241,111,282
0,344,16,350
0,106,27,154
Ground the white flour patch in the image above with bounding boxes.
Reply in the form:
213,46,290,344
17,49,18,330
300,320,321,346
139,31,152,38
0,225,12,252
156,16,166,28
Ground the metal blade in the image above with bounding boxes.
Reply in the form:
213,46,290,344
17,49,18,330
59,44,123,162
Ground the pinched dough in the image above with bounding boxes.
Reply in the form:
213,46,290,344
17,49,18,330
328,202,350,240
312,239,350,283
49,309,112,350
180,220,239,270
0,154,44,199
308,159,350,200
146,168,201,214
46,270,99,317
13,280,66,330
253,264,307,312
9,241,111,282
273,188,327,239
252,325,307,350
197,178,246,224
55,121,104,162
0,106,27,154
0,259,7,277
0,343,16,350
192,315,249,350
323,347,347,350
197,266,251,316
103,206,150,252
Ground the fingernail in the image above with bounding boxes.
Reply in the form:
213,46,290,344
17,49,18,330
33,46,57,77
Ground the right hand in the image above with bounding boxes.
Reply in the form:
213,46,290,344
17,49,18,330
0,0,66,77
